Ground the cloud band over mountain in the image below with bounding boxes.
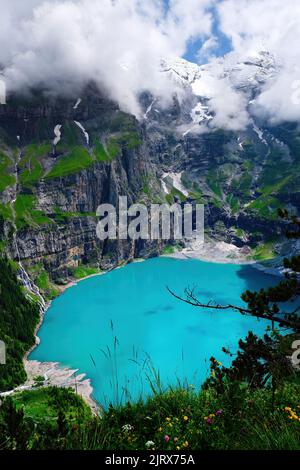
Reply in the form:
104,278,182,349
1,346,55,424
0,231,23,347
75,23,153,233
0,0,300,127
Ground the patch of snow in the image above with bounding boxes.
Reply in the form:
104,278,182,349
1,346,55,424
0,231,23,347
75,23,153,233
190,102,212,124
162,172,189,197
161,51,278,108
161,179,169,194
74,121,89,146
160,57,201,88
73,98,82,110
252,122,268,145
53,124,62,146
144,99,156,120
237,137,244,150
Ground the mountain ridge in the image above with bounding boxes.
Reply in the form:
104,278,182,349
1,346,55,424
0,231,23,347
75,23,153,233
0,53,299,299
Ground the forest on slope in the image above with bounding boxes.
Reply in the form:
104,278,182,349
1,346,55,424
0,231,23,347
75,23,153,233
0,258,40,391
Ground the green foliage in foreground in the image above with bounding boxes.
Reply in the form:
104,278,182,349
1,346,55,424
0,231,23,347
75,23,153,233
0,387,92,450
0,259,40,392
1,380,300,450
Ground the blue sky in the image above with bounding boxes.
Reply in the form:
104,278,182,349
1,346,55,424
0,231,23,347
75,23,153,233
184,25,232,64
163,0,232,64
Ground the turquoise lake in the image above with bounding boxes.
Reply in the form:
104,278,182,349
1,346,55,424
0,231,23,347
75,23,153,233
30,257,279,406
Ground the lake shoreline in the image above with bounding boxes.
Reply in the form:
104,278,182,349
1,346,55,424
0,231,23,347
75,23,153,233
24,243,278,412
24,360,100,415
164,240,255,265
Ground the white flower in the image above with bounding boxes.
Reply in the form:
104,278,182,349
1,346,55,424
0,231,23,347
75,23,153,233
122,424,134,433
145,440,155,448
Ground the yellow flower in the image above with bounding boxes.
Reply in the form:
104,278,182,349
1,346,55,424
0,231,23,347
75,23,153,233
176,446,180,450
183,415,189,421
166,417,171,422
158,427,163,432
183,441,189,448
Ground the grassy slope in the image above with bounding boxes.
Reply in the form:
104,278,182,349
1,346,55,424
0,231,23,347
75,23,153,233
19,144,51,187
46,146,93,179
2,380,300,450
14,194,52,230
0,151,15,191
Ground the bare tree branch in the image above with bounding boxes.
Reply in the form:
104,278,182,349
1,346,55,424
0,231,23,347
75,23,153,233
167,286,300,330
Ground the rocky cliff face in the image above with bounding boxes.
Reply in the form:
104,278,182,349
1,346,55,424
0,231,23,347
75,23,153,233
0,86,164,286
0,54,299,294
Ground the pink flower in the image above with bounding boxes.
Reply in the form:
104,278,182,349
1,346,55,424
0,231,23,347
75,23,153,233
216,409,223,416
206,418,213,425
164,435,170,443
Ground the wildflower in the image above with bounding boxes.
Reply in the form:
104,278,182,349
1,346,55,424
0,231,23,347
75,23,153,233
164,435,170,443
206,418,213,425
158,427,163,432
176,446,180,450
183,441,189,448
146,441,155,448
183,415,189,421
174,437,178,443
122,424,134,433
216,409,223,416
166,417,171,422
284,406,300,422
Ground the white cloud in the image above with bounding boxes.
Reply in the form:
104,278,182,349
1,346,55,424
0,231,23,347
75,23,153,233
192,60,250,131
2,0,300,127
0,0,215,116
196,35,219,62
217,0,300,124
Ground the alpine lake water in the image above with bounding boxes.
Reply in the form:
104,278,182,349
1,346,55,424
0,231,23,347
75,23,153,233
30,257,280,407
